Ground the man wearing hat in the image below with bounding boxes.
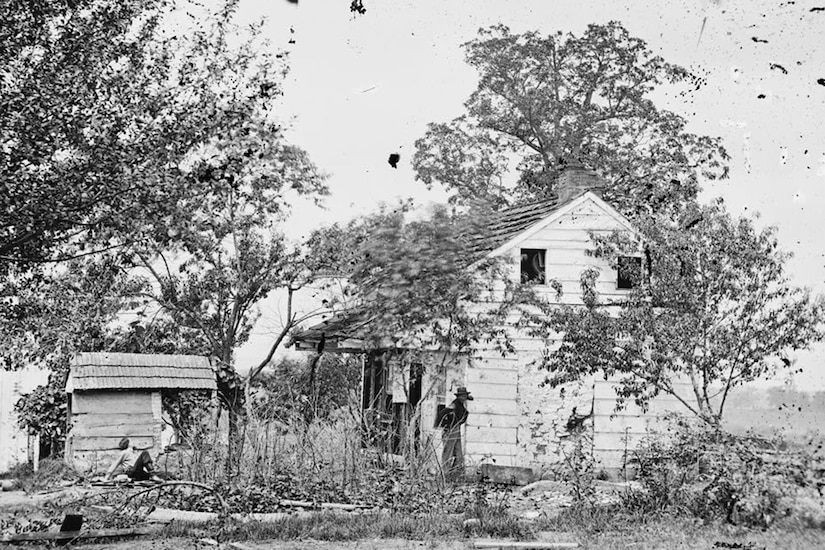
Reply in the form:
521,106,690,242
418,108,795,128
435,386,473,481
105,437,161,482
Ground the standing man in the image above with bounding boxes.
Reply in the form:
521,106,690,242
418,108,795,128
435,386,473,482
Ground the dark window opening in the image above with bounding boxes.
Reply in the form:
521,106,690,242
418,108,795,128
617,256,643,289
521,249,546,284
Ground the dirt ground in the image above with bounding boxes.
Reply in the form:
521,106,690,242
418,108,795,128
86,539,471,550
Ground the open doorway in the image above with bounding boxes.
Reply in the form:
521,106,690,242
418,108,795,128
361,353,423,454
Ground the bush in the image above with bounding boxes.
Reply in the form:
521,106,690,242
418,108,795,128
624,417,808,528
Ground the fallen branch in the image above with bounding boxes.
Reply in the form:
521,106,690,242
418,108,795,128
279,499,369,510
111,481,229,518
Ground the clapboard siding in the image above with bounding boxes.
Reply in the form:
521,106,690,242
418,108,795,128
68,390,162,470
472,398,521,417
70,423,154,438
72,392,152,415
72,413,155,429
467,367,518,385
466,441,519,457
461,194,641,468
72,435,155,452
468,383,518,400
592,378,693,469
465,425,518,445
71,411,155,439
469,413,521,429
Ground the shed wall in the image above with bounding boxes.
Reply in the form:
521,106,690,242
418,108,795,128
68,390,160,472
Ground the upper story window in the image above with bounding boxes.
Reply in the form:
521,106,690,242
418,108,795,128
617,256,643,289
520,249,546,284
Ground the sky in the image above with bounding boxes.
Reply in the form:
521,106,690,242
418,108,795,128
229,0,825,388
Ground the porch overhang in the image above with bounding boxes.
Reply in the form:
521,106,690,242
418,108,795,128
289,309,385,353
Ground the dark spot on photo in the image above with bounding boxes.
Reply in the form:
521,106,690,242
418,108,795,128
388,153,400,168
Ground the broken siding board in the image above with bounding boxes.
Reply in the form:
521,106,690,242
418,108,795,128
468,384,518,400
71,392,152,414
469,413,521,429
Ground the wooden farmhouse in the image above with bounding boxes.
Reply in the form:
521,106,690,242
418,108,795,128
292,164,685,480
64,352,216,473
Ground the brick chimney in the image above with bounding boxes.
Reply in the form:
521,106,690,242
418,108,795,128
556,161,605,203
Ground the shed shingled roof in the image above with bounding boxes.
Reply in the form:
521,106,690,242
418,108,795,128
68,352,216,392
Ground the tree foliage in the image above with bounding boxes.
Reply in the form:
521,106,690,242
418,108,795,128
2,1,329,470
528,203,825,425
13,375,67,454
0,256,140,372
413,22,729,217
307,202,512,356
0,0,325,269
250,355,362,425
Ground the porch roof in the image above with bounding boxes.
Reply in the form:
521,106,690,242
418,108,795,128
290,309,378,352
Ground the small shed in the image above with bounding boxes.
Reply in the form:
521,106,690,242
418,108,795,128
64,352,216,472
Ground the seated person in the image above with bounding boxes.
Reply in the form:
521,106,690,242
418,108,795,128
106,437,162,482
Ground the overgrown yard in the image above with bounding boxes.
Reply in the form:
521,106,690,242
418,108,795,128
3,400,824,549
20,512,825,550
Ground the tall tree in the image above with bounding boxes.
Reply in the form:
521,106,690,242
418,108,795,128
114,5,328,471
413,22,729,217
1,0,329,469
525,202,825,425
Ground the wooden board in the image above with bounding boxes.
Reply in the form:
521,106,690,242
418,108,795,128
71,392,152,415
465,441,519,457
468,413,521,430
467,368,518,386
71,413,155,428
593,414,663,433
69,424,154,438
471,398,520,417
465,426,518,445
71,435,154,451
467,383,518,400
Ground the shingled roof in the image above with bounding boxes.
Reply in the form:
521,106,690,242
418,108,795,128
467,196,561,255
67,352,216,392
